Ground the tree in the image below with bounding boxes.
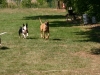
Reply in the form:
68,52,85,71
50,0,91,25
64,0,100,20
0,0,7,8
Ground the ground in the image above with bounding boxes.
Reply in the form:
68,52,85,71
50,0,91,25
0,8,100,75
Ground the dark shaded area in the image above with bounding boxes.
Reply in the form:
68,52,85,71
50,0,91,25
52,38,62,41
50,20,80,27
91,48,100,55
23,15,65,20
26,37,38,39
74,25,100,55
0,46,9,50
89,26,100,43
74,25,100,43
23,15,81,27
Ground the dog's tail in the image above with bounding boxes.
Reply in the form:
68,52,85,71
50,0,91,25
39,17,42,24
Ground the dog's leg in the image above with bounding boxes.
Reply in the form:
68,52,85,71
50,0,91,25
19,33,22,38
22,33,26,39
45,32,49,39
41,33,42,38
40,31,43,38
47,33,49,39
43,31,45,39
45,32,47,39
26,33,28,36
26,28,29,36
41,30,45,39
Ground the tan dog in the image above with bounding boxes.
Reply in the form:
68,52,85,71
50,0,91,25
39,18,49,39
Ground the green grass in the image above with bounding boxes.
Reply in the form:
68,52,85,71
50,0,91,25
0,8,100,75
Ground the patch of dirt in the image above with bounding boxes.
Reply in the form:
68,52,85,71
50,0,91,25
73,51,100,73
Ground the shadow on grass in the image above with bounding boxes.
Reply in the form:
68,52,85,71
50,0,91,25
74,25,100,43
52,38,62,41
73,25,100,55
23,15,81,27
0,46,9,50
23,15,65,20
26,37,38,39
50,20,80,27
91,48,100,55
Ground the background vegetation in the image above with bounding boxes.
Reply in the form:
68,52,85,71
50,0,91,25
0,0,58,8
0,0,100,21
64,0,100,20
0,0,7,8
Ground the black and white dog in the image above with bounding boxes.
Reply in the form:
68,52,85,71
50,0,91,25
19,23,29,38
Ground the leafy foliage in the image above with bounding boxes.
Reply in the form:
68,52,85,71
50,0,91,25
0,0,57,8
64,0,100,20
21,0,32,8
0,0,7,8
37,0,46,5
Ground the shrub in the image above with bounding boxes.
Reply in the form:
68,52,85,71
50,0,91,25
0,0,7,8
21,0,32,8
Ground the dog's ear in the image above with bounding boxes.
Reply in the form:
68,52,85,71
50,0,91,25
26,23,28,27
45,21,49,26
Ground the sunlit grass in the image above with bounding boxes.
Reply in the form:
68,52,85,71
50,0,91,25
0,8,100,75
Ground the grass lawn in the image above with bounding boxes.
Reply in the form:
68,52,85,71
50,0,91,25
0,8,100,75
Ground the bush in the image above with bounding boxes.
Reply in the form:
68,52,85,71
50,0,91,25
21,0,32,8
31,3,38,8
36,0,48,8
0,0,7,8
37,0,57,8
0,0,57,8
